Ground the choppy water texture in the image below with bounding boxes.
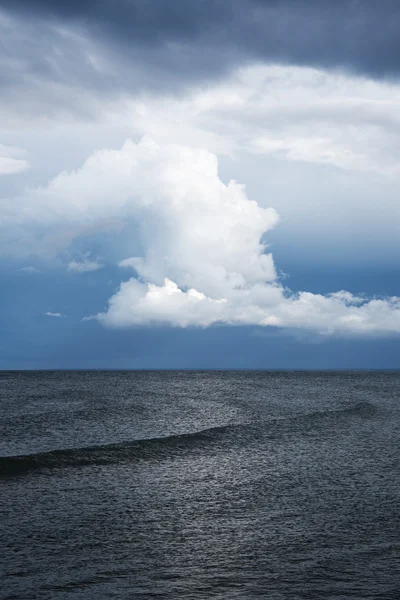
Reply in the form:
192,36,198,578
1,371,399,599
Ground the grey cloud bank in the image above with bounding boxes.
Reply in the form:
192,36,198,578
2,0,400,97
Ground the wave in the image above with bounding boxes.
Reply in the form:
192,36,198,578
0,424,246,477
305,401,379,422
335,401,378,417
0,401,377,478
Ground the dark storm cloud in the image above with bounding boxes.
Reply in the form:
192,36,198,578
1,0,400,122
3,0,400,79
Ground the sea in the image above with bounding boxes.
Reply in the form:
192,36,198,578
0,371,399,599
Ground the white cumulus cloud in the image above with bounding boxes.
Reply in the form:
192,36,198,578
96,277,400,335
1,135,400,336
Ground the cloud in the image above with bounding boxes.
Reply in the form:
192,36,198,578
96,278,400,335
1,1,400,129
0,136,278,274
20,266,40,273
0,144,29,175
0,11,127,125
2,61,400,266
2,133,400,336
3,0,400,85
0,156,30,175
44,312,64,318
117,63,400,262
129,63,400,175
68,257,103,273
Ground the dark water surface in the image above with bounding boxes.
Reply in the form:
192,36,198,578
1,371,399,599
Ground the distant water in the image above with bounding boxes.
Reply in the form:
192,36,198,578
1,371,399,599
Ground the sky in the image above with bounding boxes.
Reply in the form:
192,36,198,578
1,0,400,369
